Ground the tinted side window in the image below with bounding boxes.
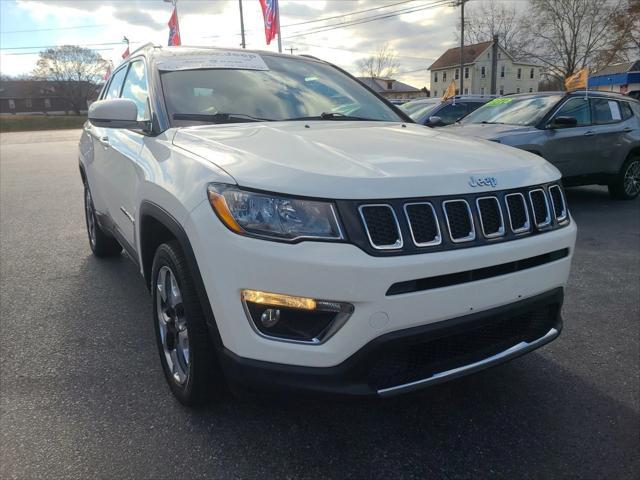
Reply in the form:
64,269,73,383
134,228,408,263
554,98,591,126
620,101,634,120
467,102,485,115
437,103,468,124
104,67,127,100
121,61,149,121
591,98,622,124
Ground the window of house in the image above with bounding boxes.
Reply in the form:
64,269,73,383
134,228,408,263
25,98,32,108
480,87,485,95
443,72,447,82
8,99,15,109
500,65,505,78
517,68,521,79
464,67,469,79
516,87,520,93
44,98,51,108
120,60,150,121
529,87,533,93
434,72,438,83
481,66,486,78
433,90,437,97
455,89,459,95
499,86,504,95
530,68,534,79
464,88,468,94
487,52,490,59
455,69,459,80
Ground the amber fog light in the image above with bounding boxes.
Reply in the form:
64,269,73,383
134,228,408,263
241,290,354,344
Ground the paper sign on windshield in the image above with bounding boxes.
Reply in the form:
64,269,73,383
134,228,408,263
485,98,514,107
158,51,269,71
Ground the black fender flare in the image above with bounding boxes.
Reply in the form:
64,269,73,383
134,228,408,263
139,201,225,351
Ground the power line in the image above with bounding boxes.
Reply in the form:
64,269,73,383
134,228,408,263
2,48,117,56
287,0,452,39
297,41,433,62
281,0,418,28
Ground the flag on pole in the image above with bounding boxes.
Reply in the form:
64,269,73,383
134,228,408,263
168,7,181,46
564,67,588,92
259,0,279,46
103,64,112,81
442,80,456,101
122,46,130,59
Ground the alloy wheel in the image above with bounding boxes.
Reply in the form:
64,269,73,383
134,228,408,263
156,266,190,385
84,189,97,247
624,160,640,197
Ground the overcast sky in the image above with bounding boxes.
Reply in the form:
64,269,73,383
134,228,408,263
0,0,479,88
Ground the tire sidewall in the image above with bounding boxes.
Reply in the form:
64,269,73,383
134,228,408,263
151,243,198,404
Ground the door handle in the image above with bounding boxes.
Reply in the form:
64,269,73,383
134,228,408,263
97,136,110,147
583,131,595,136
622,127,633,133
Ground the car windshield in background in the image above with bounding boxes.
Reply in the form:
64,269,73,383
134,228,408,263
461,95,563,126
160,55,404,125
400,99,440,122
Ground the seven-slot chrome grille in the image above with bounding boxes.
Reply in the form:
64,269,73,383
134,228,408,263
337,183,569,256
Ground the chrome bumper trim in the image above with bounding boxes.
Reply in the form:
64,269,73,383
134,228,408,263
377,327,559,397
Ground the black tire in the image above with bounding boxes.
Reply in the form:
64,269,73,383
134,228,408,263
151,241,220,405
608,155,640,200
84,186,122,257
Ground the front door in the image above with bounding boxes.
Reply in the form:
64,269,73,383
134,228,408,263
542,97,598,177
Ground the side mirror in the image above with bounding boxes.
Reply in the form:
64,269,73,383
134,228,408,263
426,115,442,126
89,98,149,130
549,116,578,129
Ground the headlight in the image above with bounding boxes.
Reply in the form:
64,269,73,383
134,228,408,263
207,183,343,241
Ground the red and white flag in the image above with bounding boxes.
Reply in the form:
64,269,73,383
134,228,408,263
259,0,279,45
103,64,112,81
122,46,130,59
168,7,181,46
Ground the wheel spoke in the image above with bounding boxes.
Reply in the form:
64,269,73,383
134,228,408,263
168,273,182,308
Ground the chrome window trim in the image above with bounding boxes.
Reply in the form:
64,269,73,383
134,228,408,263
358,204,403,250
475,196,505,238
548,185,568,222
442,199,476,243
403,202,442,247
528,188,552,228
504,192,531,234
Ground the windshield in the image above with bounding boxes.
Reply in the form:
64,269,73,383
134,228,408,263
461,95,563,126
160,54,404,124
400,99,440,122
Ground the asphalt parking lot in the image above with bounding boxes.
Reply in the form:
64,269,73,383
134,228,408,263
1,129,638,479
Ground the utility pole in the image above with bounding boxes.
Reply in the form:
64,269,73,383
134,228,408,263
459,0,465,95
287,46,298,55
276,0,282,53
491,34,499,95
239,0,246,49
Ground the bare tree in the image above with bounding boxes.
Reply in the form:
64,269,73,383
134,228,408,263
520,0,628,82
593,0,640,69
456,0,527,58
32,45,109,114
357,44,401,78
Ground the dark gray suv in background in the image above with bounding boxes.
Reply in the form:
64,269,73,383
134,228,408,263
444,91,640,200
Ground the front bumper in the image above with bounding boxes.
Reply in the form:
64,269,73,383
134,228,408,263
219,288,563,397
188,201,576,368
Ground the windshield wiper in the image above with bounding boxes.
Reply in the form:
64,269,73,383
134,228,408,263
285,112,381,121
480,121,505,124
172,113,274,123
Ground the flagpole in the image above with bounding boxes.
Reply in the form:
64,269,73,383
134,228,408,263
239,0,246,48
276,0,282,53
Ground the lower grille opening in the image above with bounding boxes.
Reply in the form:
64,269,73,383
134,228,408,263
386,248,569,296
368,304,559,391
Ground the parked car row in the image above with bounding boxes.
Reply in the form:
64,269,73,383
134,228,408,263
399,92,640,200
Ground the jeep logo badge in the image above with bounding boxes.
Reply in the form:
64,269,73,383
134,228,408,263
469,176,498,188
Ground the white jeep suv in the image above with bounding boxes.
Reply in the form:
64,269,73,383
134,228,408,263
79,45,577,405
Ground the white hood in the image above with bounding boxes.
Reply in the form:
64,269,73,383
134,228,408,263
173,121,560,199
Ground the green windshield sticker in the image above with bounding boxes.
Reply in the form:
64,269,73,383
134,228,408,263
486,98,514,107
